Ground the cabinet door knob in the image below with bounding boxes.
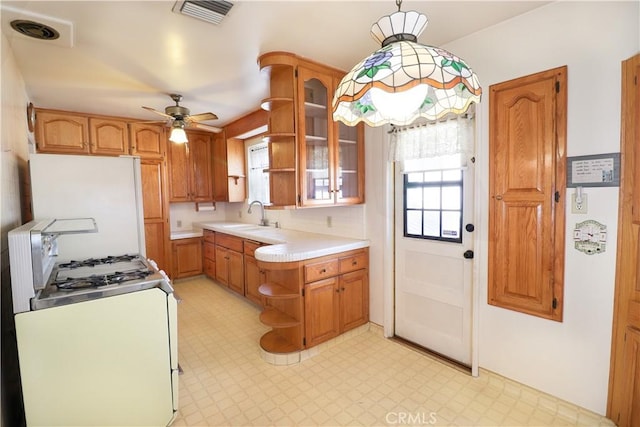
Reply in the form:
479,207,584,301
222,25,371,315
351,260,357,266
320,268,326,273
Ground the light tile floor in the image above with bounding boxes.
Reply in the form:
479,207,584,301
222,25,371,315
171,277,614,427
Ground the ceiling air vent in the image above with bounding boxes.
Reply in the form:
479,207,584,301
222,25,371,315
10,19,60,40
173,1,233,25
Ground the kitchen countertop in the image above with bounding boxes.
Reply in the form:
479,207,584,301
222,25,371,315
169,229,204,240
194,221,369,263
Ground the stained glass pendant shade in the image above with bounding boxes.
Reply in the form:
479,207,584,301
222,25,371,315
332,4,482,127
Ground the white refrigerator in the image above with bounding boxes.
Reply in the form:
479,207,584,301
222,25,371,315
29,153,146,260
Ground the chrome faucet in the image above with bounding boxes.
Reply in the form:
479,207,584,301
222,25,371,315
247,200,268,226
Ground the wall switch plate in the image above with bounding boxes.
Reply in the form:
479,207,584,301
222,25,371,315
326,216,332,227
176,220,182,228
571,193,588,214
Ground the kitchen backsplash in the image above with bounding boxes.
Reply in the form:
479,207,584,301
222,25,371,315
229,202,367,240
169,202,225,232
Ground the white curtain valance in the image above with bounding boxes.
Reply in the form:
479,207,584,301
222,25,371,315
389,115,475,163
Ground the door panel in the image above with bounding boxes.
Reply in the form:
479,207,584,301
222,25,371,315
394,163,474,366
339,269,368,332
488,66,567,321
608,53,640,427
305,277,339,347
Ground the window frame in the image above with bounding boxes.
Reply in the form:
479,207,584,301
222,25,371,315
403,169,464,244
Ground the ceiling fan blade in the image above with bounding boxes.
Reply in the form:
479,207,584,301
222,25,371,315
142,106,174,119
190,122,223,133
187,112,218,122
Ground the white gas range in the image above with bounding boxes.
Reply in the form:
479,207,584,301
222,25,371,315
9,217,178,426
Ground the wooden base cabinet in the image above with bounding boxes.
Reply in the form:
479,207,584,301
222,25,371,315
203,230,216,279
172,238,203,279
215,233,244,295
304,250,369,348
244,240,266,306
258,247,369,353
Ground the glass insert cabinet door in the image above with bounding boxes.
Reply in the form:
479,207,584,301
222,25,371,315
298,67,364,206
337,122,361,202
298,68,334,205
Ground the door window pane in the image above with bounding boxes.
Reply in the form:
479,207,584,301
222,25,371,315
403,170,463,243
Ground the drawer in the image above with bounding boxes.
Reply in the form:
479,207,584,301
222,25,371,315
204,258,215,277
305,259,339,283
203,230,215,244
339,251,368,274
215,233,243,252
203,242,215,261
243,240,262,257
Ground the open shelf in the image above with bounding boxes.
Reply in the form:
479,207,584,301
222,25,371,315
261,97,294,111
263,132,296,142
265,168,296,173
260,307,299,327
260,330,300,354
259,283,298,299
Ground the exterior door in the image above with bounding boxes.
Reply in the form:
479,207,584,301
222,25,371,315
394,158,475,366
608,53,640,427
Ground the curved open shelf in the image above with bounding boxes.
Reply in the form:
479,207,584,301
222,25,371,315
259,283,298,299
259,307,299,327
260,330,300,354
261,97,294,111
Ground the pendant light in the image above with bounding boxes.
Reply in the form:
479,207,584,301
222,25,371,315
169,120,188,144
332,0,482,127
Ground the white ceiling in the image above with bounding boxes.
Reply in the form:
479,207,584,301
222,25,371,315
2,0,550,127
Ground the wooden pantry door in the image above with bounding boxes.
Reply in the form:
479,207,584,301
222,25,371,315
608,52,640,427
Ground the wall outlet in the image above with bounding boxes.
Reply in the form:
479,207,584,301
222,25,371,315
571,193,588,214
326,216,332,228
176,219,182,228
238,210,242,218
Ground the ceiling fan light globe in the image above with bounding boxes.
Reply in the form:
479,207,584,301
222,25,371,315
169,127,188,143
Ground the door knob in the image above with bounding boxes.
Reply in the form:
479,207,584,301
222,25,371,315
463,250,474,259
465,224,475,232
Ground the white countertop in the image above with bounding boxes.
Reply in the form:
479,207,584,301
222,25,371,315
194,221,369,263
169,229,204,240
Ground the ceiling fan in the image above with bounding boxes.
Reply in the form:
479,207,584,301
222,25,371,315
142,94,222,142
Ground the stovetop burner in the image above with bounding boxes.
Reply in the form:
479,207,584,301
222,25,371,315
54,268,153,290
32,253,173,310
57,254,138,269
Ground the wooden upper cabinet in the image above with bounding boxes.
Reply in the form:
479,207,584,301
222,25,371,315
140,160,166,221
212,131,246,203
168,130,213,202
167,139,191,202
36,109,132,155
88,117,129,155
488,66,567,322
188,131,214,201
129,123,166,159
35,110,90,154
259,52,364,208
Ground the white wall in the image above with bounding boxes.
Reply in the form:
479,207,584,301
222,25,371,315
1,31,32,427
437,1,638,414
169,202,225,232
